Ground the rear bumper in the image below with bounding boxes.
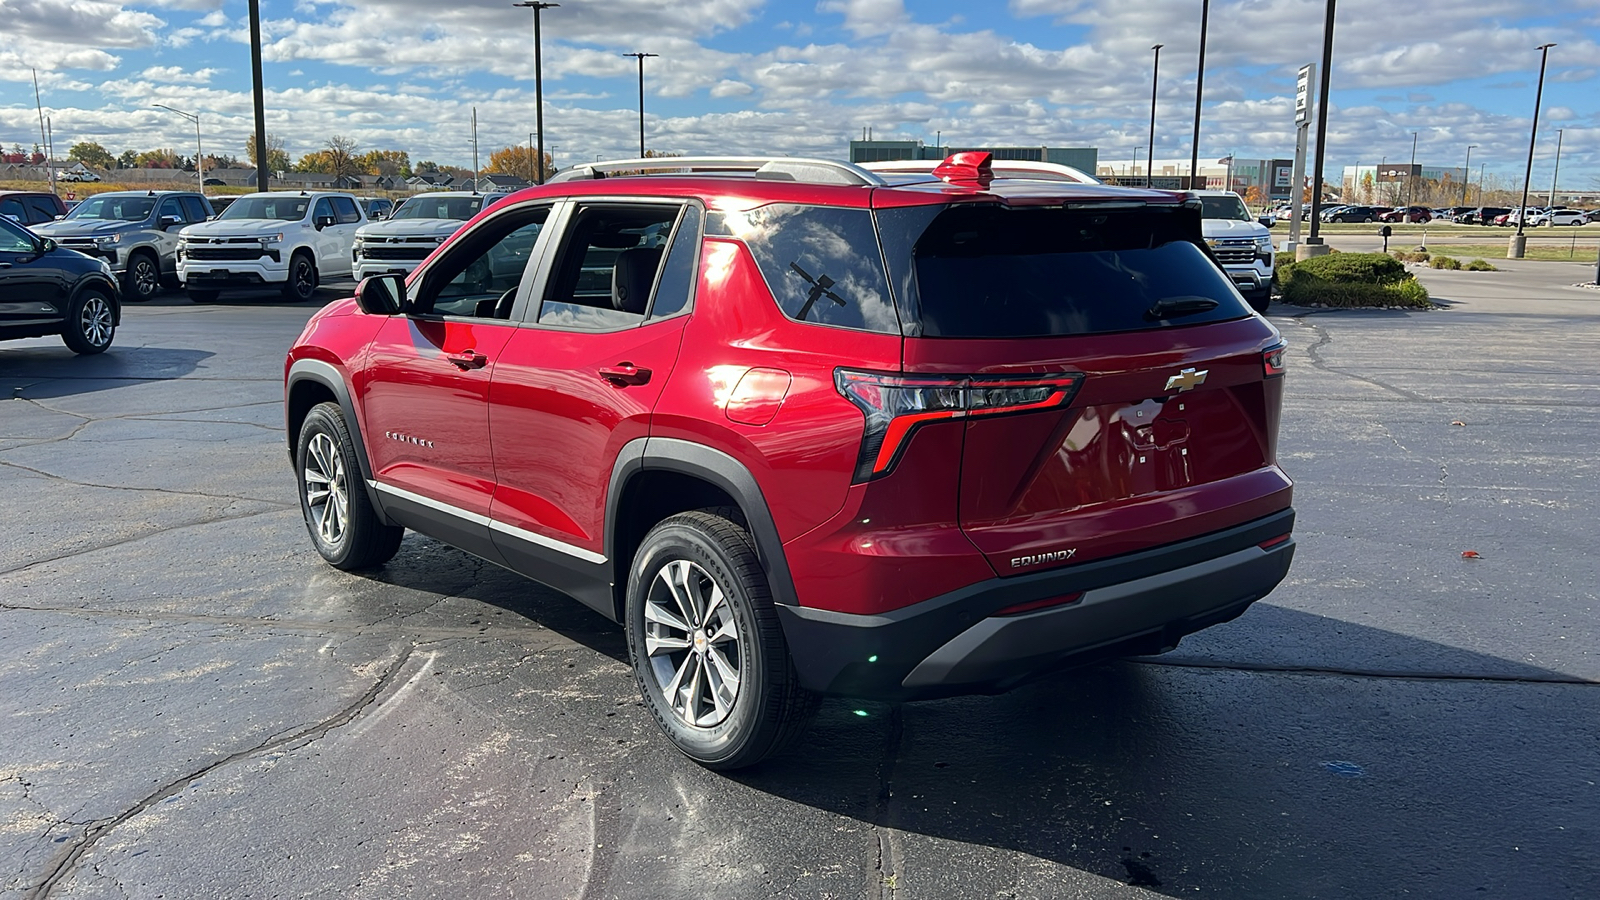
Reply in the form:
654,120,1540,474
776,508,1295,701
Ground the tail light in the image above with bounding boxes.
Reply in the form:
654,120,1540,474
835,369,1083,482
1262,342,1287,378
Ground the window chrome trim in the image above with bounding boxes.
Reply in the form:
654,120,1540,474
369,479,606,564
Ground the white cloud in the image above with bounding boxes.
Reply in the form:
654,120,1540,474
140,66,220,84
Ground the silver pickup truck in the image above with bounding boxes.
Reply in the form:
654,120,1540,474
33,191,215,302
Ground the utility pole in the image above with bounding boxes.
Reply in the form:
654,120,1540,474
249,0,269,191
1511,42,1555,259
1461,144,1475,208
514,2,559,183
471,107,480,192
1548,128,1564,209
1148,43,1162,188
1407,131,1417,212
624,52,658,157
1303,0,1338,256
32,69,54,195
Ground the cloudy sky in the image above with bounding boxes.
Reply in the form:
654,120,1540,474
2,0,1597,188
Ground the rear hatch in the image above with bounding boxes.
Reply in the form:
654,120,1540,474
876,199,1291,576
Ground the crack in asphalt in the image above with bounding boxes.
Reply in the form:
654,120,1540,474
25,644,416,900
0,504,289,578
1290,317,1436,403
869,704,905,900
0,457,289,508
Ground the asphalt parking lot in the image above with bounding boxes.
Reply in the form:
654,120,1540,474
3,265,1598,899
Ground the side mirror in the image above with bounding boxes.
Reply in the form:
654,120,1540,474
159,215,183,230
356,273,407,316
315,214,336,230
1258,214,1274,228
39,238,58,254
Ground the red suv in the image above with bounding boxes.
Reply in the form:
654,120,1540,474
285,153,1295,768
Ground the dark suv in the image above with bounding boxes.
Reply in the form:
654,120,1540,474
0,216,121,353
285,153,1295,768
0,190,69,226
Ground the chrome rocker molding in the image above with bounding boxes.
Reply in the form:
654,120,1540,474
369,480,606,564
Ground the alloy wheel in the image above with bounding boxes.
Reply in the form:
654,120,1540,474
303,432,348,546
644,559,742,728
130,258,159,299
79,295,114,348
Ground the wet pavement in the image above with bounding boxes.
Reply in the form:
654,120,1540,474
2,271,1597,899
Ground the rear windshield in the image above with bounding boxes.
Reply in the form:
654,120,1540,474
877,204,1252,338
392,196,487,220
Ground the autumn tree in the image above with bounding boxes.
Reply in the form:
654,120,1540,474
67,141,116,170
117,149,137,169
323,135,362,180
486,145,554,182
135,148,185,169
357,149,411,177
246,132,291,173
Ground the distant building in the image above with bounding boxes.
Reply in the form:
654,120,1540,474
848,139,1098,176
1341,164,1470,205
1097,156,1298,202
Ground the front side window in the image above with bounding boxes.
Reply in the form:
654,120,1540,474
418,206,550,318
157,197,184,223
538,203,681,331
333,197,361,224
707,204,898,334
219,197,310,221
0,198,24,223
313,199,335,223
0,216,35,252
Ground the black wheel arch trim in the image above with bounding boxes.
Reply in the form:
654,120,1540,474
605,437,800,609
285,358,387,520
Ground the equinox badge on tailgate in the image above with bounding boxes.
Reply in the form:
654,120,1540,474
1011,549,1077,569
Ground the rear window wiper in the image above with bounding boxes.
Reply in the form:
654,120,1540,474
1144,295,1220,320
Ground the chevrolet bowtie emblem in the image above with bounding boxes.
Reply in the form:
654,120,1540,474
1165,367,1209,392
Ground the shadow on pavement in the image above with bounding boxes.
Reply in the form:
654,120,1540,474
0,346,217,400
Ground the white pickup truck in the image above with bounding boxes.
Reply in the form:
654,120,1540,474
177,191,366,302
1194,190,1275,313
351,191,508,281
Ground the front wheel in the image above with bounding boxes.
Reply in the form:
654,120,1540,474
296,402,403,570
282,252,318,302
626,511,817,770
61,288,115,354
123,253,161,302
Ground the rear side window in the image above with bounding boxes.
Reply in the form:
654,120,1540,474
708,204,898,334
877,204,1252,338
180,196,211,222
333,197,361,224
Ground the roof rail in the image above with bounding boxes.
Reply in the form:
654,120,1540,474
860,158,1101,185
547,156,886,187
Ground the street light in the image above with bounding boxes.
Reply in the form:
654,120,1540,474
1188,1,1210,189
513,2,559,183
1548,127,1564,209
1512,42,1556,257
623,52,659,157
1132,146,1144,185
1148,43,1163,188
152,103,203,189
1461,144,1475,208
1305,0,1337,251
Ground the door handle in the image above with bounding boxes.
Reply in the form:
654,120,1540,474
599,362,652,386
447,350,488,370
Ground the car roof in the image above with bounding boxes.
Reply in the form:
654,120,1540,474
521,155,1183,211
859,159,1100,185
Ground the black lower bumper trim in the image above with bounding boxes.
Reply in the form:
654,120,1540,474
776,508,1295,701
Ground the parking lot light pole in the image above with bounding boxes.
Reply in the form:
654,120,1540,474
1302,0,1337,256
1148,43,1162,188
1512,42,1555,258
153,103,203,191
1407,131,1417,213
624,52,658,157
1461,144,1474,208
514,2,559,183
1188,1,1209,189
248,0,267,192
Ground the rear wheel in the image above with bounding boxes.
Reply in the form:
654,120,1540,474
123,252,161,302
295,402,403,570
283,252,318,302
625,511,817,770
61,288,115,354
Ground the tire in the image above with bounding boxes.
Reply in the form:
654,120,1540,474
625,511,818,770
1332,216,1347,223
187,289,220,303
123,252,161,302
61,288,115,355
282,252,318,302
1247,287,1271,314
295,402,403,570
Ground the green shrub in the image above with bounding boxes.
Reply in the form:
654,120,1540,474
1464,259,1498,271
1429,255,1462,270
1277,251,1432,308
